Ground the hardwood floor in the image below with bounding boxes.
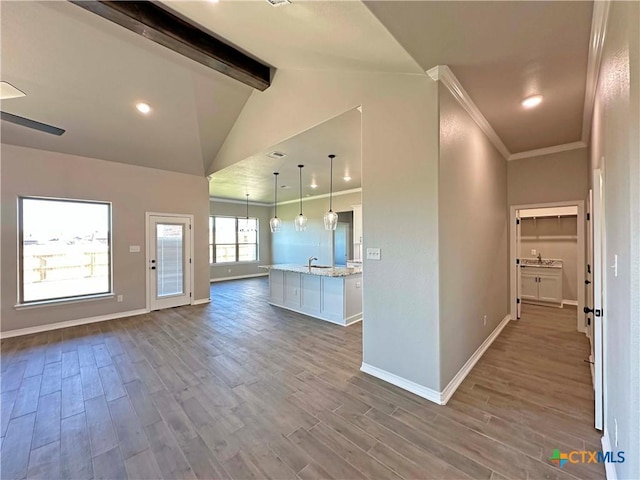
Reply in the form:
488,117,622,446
1,278,603,479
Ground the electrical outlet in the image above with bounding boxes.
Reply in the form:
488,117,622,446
366,248,381,260
612,254,618,277
356,282,361,288
117,295,123,303
483,314,487,326
228,268,231,273
129,245,140,253
531,249,537,256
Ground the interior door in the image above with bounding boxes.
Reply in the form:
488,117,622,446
586,189,595,378
148,215,192,311
516,211,522,318
592,170,604,430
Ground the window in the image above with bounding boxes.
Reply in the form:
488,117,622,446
209,216,258,264
19,197,112,304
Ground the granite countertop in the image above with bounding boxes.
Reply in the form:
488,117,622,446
259,264,363,277
520,258,563,269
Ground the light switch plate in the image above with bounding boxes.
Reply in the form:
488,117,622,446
129,245,141,253
531,249,537,256
366,248,381,260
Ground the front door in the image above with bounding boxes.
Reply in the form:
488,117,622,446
148,214,192,311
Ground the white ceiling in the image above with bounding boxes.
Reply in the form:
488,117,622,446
209,108,361,203
1,1,596,191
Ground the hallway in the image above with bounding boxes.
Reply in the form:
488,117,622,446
0,279,603,479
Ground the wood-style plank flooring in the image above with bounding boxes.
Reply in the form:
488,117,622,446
1,278,603,479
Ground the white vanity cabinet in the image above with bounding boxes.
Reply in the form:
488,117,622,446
520,266,563,306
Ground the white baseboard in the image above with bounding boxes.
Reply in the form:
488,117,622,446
562,299,579,307
361,314,512,405
440,314,512,404
360,363,442,404
192,298,211,306
601,432,618,480
344,314,363,326
210,273,268,283
0,308,148,339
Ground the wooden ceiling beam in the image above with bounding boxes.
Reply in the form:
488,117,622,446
70,1,272,91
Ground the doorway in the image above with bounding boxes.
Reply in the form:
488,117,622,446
146,213,193,311
510,201,586,332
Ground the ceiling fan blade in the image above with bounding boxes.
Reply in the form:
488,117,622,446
1,111,65,136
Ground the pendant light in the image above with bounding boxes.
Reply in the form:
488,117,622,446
323,154,338,230
239,193,256,233
269,172,282,232
294,164,308,231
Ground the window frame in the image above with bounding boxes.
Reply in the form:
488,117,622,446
18,196,113,306
210,215,259,265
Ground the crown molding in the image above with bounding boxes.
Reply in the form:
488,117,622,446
508,141,587,161
210,187,362,207
209,197,271,207
277,187,362,206
427,65,510,159
581,0,611,145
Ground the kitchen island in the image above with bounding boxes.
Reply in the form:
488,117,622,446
259,264,363,326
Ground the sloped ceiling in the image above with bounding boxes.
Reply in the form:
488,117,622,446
0,1,252,176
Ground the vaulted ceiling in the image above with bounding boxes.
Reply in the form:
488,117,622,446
1,1,596,199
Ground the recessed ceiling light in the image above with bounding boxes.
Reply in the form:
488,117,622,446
521,95,542,108
280,185,291,189
0,81,26,100
310,183,318,189
343,176,351,182
136,102,151,114
266,151,287,159
207,0,219,3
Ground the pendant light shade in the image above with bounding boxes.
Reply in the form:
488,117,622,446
323,154,338,231
295,164,308,232
270,172,281,233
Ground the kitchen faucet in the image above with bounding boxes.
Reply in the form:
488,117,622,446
537,252,542,263
308,256,318,269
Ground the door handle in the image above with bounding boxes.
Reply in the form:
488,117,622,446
151,266,156,270
584,306,594,314
585,280,591,285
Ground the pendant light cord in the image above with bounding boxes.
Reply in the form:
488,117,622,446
298,166,303,215
274,173,278,217
329,155,335,211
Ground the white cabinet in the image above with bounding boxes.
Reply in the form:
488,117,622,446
520,266,563,306
352,204,362,261
268,270,362,326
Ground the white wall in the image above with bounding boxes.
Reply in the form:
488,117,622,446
1,144,210,334
438,86,509,390
520,216,578,302
212,69,442,392
209,199,272,280
590,2,640,478
272,191,361,266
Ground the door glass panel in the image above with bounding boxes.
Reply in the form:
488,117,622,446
156,223,184,297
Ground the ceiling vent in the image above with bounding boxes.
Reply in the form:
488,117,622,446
265,0,291,6
267,151,287,159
